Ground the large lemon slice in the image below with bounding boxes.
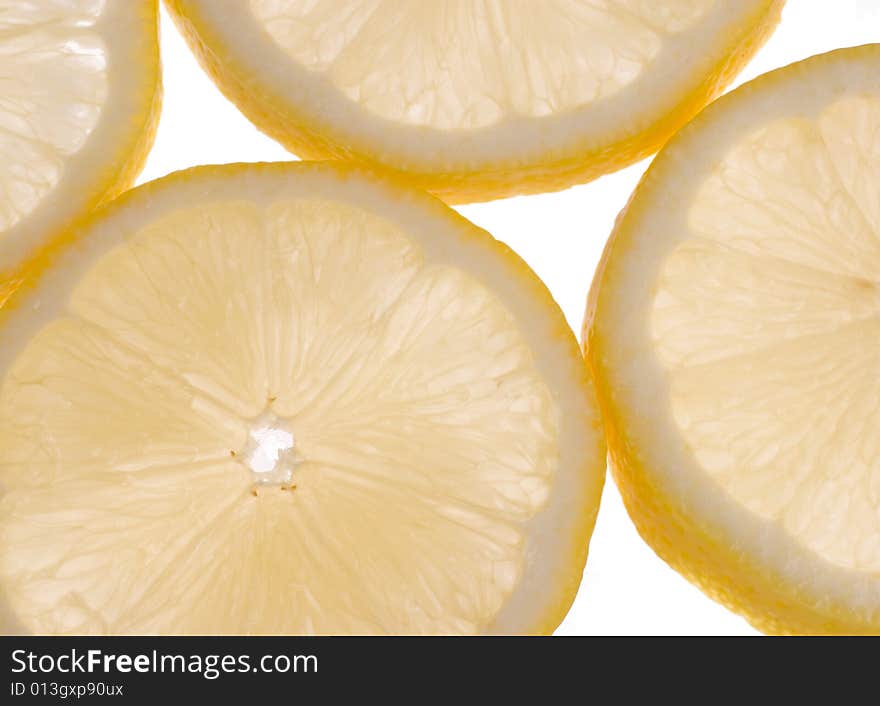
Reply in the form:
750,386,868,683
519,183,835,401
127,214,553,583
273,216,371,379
0,0,161,283
165,0,783,202
0,163,604,635
587,45,880,635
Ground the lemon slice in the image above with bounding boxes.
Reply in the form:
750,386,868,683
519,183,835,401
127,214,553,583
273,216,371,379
0,0,161,281
0,162,604,635
165,0,783,203
586,45,880,635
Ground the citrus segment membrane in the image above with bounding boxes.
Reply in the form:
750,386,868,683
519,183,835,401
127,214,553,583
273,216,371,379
588,45,880,633
0,164,603,635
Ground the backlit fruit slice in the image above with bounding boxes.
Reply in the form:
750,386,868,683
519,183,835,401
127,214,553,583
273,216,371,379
165,0,783,203
586,45,880,635
0,162,605,635
0,0,161,279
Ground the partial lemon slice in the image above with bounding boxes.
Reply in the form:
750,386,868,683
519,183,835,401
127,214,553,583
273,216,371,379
165,0,783,203
0,162,604,635
586,45,880,635
0,0,161,281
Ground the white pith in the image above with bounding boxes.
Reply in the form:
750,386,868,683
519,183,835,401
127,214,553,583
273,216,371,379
0,165,604,635
594,47,880,623
173,0,773,172
0,0,156,271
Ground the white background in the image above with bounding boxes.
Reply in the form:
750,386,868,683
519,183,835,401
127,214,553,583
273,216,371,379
141,1,880,635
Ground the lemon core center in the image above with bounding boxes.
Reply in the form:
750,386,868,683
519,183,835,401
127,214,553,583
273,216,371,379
239,411,297,486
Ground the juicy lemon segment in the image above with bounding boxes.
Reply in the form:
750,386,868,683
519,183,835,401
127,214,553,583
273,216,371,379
166,0,783,202
587,45,880,634
0,0,106,232
0,163,604,635
0,0,160,273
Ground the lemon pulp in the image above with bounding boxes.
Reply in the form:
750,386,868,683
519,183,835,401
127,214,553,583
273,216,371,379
0,0,107,232
0,0,160,275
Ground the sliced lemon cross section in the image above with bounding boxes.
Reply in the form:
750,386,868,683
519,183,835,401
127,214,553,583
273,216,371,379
166,0,783,202
0,163,604,635
587,45,880,635
0,0,161,280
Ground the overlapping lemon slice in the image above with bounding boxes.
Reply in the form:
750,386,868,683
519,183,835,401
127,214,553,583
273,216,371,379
0,0,161,287
587,45,880,634
166,0,783,202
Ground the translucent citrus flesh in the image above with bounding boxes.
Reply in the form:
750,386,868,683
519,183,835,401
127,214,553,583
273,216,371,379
250,0,713,130
0,165,603,635
657,97,880,572
587,46,880,633
166,0,783,201
0,0,160,275
0,0,107,232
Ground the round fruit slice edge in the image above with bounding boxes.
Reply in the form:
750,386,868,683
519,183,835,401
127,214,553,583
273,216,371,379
1,0,162,296
164,0,784,203
0,161,606,635
584,44,880,635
